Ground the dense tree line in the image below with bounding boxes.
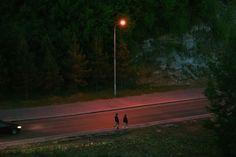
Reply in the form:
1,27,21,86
0,0,221,97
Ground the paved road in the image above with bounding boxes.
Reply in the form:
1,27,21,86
0,99,209,144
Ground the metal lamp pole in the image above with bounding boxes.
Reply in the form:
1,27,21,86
114,25,117,96
113,19,126,97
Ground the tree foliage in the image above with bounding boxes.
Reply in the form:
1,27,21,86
0,0,223,97
205,1,236,156
62,41,89,89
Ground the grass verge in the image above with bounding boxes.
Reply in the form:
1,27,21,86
0,83,202,109
0,120,220,157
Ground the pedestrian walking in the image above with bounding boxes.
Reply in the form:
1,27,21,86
123,114,128,128
114,113,119,129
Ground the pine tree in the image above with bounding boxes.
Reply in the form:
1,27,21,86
39,36,63,93
89,34,112,90
8,36,36,98
205,2,236,156
0,55,8,96
205,31,236,157
117,42,136,88
62,41,89,89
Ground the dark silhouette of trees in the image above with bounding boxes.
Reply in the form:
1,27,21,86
0,0,226,97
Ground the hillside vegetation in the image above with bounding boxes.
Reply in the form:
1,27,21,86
0,0,234,98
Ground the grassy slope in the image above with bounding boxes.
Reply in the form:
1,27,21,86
0,82,204,109
0,120,220,157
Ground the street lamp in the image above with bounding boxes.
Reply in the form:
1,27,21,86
114,18,127,96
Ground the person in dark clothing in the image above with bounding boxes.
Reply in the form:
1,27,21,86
123,114,128,128
114,113,119,129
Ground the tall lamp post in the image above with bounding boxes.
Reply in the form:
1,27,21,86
114,18,127,96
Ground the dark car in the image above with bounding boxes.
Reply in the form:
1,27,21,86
0,120,22,135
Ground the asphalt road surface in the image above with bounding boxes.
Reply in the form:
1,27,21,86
0,99,209,143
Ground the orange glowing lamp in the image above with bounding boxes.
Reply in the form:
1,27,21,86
119,19,127,27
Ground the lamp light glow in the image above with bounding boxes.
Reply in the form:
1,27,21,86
119,19,127,26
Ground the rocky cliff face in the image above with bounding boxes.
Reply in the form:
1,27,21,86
139,24,214,84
